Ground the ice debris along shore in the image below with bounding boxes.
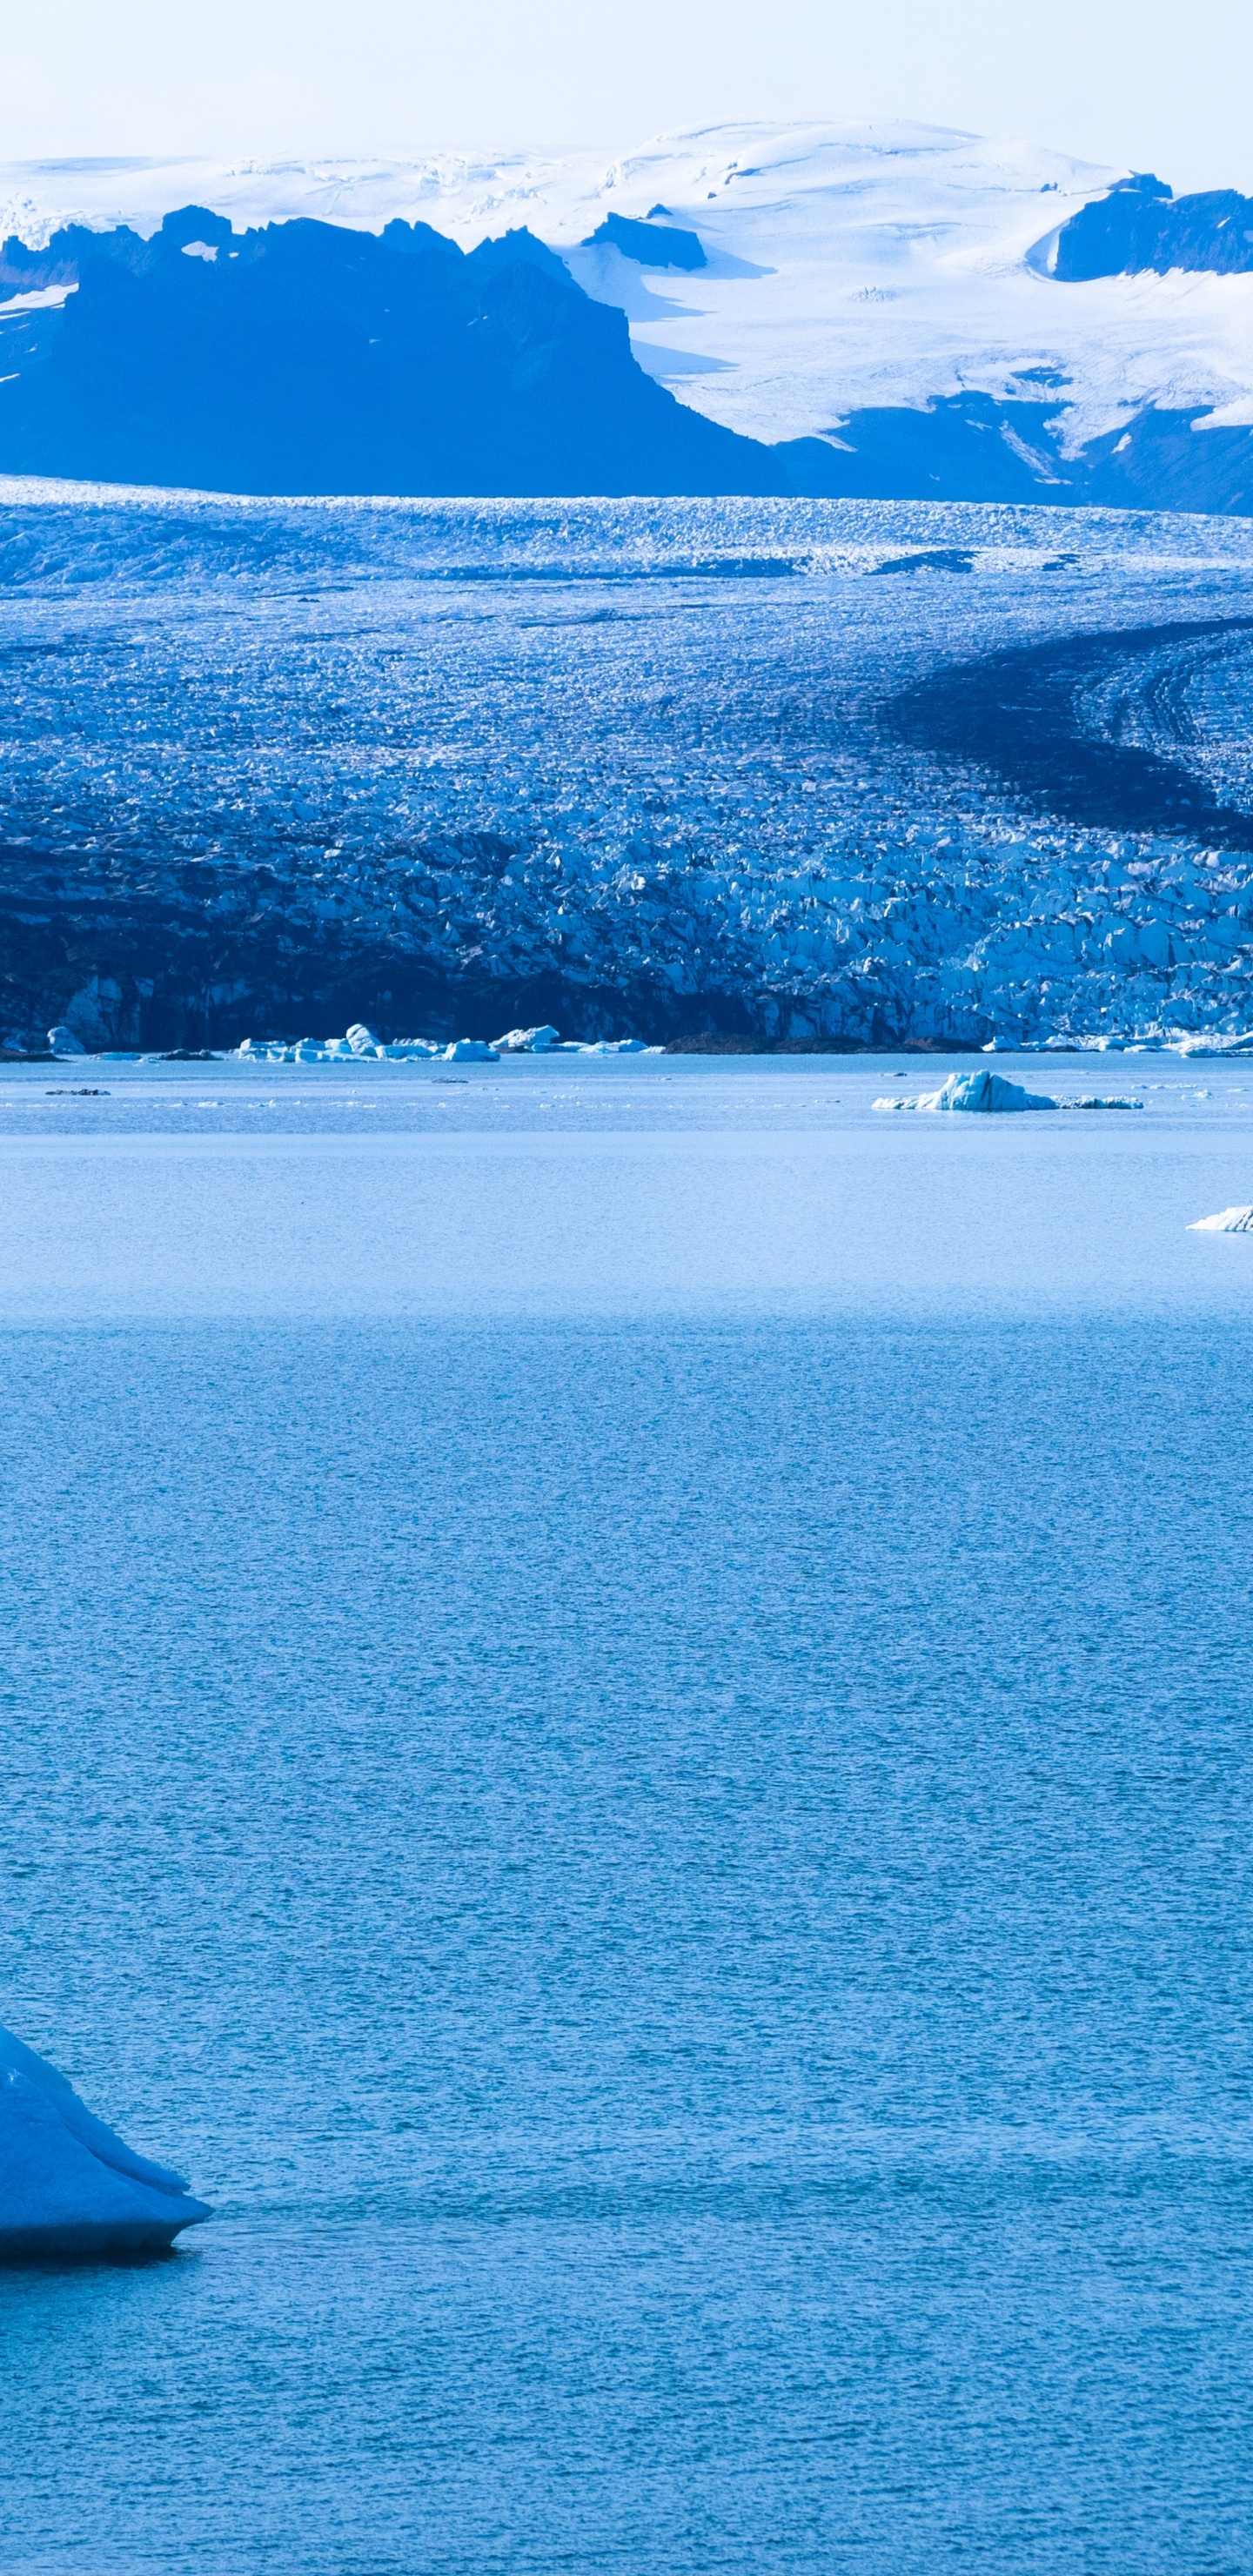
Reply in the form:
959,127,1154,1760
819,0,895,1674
44,1021,660,1064
234,1023,659,1064
874,1070,1142,1111
0,2024,210,2257
1189,1205,1253,1231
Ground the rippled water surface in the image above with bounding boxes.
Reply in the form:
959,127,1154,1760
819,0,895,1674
1,1063,1250,2571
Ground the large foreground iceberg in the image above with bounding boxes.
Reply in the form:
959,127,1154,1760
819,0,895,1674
0,2025,210,2257
874,1070,1058,1113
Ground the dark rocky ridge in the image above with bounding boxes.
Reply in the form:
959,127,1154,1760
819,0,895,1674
582,212,707,269
0,207,821,499
1054,173,1253,278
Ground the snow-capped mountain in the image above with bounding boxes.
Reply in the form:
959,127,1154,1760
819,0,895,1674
0,209,792,497
3,123,1253,510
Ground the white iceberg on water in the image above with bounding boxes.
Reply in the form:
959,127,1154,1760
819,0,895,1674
874,1070,1058,1114
232,1021,653,1063
1189,1205,1253,1232
0,2024,210,2257
491,1026,654,1055
492,1025,559,1053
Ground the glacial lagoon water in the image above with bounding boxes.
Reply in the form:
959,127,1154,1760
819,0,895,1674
2,1055,1252,2572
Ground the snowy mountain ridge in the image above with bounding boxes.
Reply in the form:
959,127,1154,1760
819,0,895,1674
3,120,1253,473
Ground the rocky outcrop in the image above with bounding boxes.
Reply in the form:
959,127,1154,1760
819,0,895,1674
1054,173,1253,279
0,209,781,498
581,213,707,270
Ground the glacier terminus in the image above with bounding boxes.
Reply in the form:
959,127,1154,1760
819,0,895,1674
4,485,1253,1051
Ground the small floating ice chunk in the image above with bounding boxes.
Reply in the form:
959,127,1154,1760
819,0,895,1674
443,1038,499,1063
47,1025,86,1057
874,1070,1058,1113
1189,1205,1253,1231
492,1025,560,1053
0,2023,210,2258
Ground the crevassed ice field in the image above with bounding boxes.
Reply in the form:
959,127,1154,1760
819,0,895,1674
4,484,1253,1043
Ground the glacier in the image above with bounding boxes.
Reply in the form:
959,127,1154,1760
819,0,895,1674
0,2023,209,2257
4,482,1253,1050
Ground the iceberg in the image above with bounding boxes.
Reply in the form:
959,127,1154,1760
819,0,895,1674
492,1025,560,1053
874,1070,1058,1113
443,1038,499,1063
47,1024,86,1057
238,1029,443,1062
1189,1205,1253,1231
0,2024,210,2258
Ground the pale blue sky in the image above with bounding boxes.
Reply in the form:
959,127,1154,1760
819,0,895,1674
3,0,1250,195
